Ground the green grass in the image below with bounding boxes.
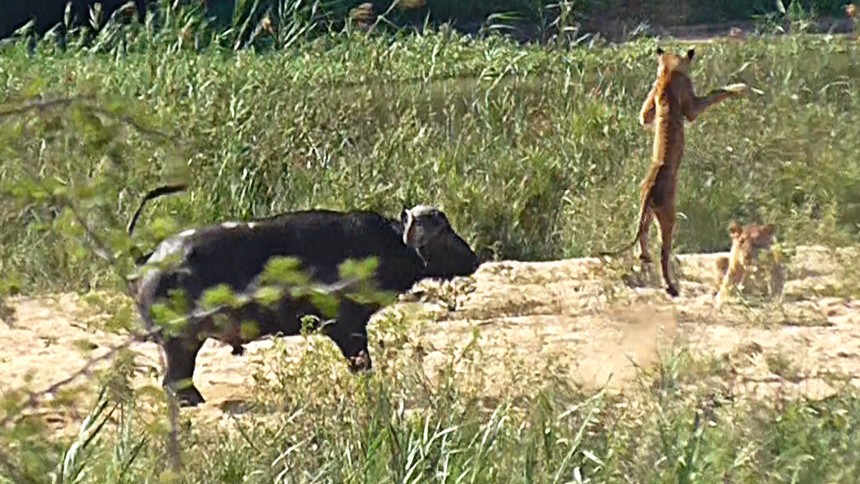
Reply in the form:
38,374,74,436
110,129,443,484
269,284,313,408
4,335,860,483
1,23,859,294
1,8,860,483
199,0,851,31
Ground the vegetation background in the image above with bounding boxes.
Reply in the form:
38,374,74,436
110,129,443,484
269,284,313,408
0,0,858,482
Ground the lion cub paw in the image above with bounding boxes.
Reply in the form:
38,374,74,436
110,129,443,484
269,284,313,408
723,83,750,93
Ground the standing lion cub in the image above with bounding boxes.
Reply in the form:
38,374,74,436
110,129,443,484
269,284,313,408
600,47,752,297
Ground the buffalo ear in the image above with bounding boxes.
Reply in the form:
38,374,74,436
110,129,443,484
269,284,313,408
434,209,449,224
400,209,409,225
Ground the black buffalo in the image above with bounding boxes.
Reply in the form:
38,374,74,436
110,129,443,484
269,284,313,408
1,1,150,40
127,189,480,406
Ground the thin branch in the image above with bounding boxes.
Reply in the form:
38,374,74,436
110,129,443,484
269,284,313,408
65,196,119,265
0,328,154,430
5,95,187,294
0,95,178,144
0,273,362,430
0,96,88,119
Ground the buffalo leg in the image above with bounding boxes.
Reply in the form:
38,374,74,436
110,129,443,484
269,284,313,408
325,301,373,372
162,336,205,406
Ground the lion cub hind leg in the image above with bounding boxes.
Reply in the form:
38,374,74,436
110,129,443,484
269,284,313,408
713,256,730,295
638,208,654,264
654,206,680,297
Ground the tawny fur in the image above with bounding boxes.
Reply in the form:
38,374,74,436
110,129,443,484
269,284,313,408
715,221,785,307
600,47,750,298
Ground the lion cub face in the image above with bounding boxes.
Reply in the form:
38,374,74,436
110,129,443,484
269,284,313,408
715,221,784,306
656,47,695,75
728,221,776,267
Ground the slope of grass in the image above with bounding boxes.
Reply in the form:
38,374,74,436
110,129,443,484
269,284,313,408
2,29,858,294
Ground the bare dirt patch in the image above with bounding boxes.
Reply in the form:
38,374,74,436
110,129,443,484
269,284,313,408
1,245,858,437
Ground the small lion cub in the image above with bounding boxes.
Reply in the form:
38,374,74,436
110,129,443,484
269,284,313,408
715,221,786,307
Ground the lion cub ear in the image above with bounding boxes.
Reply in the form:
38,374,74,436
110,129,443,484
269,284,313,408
656,46,665,56
728,221,743,238
686,48,696,60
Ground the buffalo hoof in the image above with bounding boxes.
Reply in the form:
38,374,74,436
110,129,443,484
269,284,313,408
172,385,206,407
347,351,372,373
666,285,679,298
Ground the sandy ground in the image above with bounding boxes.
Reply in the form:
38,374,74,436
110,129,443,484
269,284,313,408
1,244,859,437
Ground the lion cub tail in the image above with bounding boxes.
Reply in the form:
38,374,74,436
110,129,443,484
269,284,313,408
596,202,650,258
